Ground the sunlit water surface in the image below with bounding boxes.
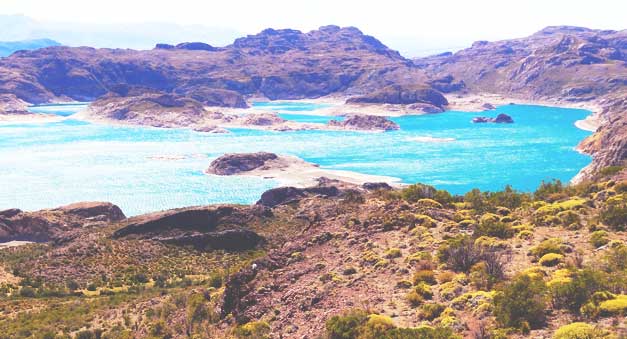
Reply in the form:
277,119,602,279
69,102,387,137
0,102,591,216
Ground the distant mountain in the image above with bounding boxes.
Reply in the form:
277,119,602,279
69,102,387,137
0,38,60,57
0,14,242,49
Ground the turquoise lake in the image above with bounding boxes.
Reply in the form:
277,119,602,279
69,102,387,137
0,103,592,216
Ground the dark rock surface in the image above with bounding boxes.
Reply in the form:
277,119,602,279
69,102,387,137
206,152,279,175
472,113,514,124
158,229,263,251
256,186,341,208
327,114,400,131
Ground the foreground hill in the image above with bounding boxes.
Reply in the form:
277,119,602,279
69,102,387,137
0,172,626,338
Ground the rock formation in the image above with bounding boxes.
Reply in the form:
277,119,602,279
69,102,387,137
327,114,400,131
206,152,279,175
0,202,125,242
472,113,514,123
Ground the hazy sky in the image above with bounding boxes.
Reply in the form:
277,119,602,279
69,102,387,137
2,0,625,56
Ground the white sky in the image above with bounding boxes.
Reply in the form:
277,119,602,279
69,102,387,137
2,0,626,56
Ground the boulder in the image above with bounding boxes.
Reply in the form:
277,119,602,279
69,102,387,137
362,182,393,191
327,114,400,131
494,113,514,123
206,152,279,175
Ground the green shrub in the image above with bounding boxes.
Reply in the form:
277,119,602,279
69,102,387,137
553,322,604,339
600,199,627,231
474,219,513,239
419,303,446,321
494,274,547,329
325,309,369,339
589,231,610,248
401,184,437,202
529,238,567,258
413,270,436,285
548,269,606,312
406,289,424,307
234,321,271,339
18,286,36,298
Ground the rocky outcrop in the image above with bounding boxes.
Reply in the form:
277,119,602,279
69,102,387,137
206,152,279,175
0,202,125,242
256,186,341,208
184,87,248,108
346,85,448,108
112,205,265,251
472,113,514,123
242,113,286,126
327,114,400,131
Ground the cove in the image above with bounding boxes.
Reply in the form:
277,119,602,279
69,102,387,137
0,102,592,216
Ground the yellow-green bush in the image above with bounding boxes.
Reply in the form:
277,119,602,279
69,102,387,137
416,199,444,209
589,230,610,248
539,253,564,267
530,238,568,258
383,248,402,259
233,321,271,339
553,322,603,339
598,294,627,316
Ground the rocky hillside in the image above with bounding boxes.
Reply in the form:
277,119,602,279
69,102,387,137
415,26,627,176
0,174,626,338
0,25,437,108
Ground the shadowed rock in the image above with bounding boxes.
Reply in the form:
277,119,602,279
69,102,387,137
157,229,263,251
207,152,279,175
256,186,341,207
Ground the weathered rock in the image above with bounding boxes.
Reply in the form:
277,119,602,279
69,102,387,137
327,114,400,131
362,182,393,191
175,42,218,51
193,126,230,133
256,186,341,208
207,152,279,175
112,206,249,238
0,202,125,242
53,202,126,221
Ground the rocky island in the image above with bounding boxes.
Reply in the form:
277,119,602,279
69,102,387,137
206,152,401,187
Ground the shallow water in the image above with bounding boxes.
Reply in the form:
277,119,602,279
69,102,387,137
0,102,591,216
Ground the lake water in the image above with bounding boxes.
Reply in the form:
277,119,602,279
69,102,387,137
0,102,592,216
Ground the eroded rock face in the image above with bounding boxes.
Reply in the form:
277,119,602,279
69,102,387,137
206,152,279,175
327,114,400,131
0,202,125,242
